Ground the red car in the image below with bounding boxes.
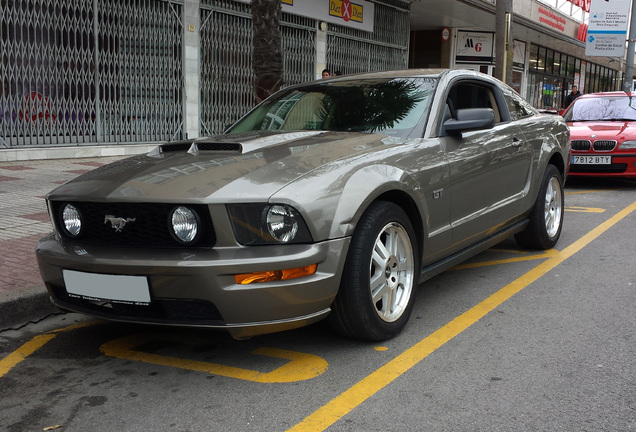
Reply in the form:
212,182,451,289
563,91,636,177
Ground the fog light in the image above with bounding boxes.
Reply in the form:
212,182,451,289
170,206,199,243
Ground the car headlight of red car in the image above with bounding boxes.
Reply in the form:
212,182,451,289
227,203,313,245
619,140,636,150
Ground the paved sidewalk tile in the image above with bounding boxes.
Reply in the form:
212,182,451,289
0,156,124,296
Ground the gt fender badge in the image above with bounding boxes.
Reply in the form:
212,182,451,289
433,189,443,199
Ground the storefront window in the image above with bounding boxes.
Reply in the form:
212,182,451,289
537,46,546,72
525,44,618,110
529,46,538,71
555,53,564,76
566,56,575,78
546,49,555,74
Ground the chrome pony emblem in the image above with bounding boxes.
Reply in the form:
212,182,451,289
104,215,136,232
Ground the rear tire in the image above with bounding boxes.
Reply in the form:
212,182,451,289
515,164,564,250
329,201,418,341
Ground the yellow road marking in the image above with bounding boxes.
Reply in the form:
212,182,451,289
565,190,608,195
566,206,605,213
100,334,328,383
0,321,98,378
287,200,636,432
452,249,558,270
0,334,57,377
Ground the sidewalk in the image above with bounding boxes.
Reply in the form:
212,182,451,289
0,156,127,329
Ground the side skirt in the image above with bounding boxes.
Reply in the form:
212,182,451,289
418,219,529,284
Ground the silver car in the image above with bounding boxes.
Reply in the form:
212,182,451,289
36,69,569,341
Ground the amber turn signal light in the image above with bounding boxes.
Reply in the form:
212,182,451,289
235,264,318,284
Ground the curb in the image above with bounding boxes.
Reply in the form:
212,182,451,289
0,285,60,330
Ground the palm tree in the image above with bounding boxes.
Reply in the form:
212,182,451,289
251,0,284,103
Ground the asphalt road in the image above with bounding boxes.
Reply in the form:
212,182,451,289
1,177,635,432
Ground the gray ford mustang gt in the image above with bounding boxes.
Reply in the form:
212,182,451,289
36,69,570,341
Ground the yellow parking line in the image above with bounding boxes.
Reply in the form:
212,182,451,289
452,249,558,270
100,334,328,383
565,190,608,195
0,321,98,378
287,200,636,432
566,206,605,213
0,334,57,377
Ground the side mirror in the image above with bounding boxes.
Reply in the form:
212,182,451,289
444,108,495,135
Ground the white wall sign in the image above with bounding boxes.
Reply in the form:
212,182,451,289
455,31,495,63
585,0,631,57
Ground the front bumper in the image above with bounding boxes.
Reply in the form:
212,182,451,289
36,233,349,338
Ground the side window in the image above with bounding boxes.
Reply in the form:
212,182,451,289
447,83,502,123
503,88,537,120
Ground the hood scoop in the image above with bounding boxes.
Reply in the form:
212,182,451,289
152,141,243,156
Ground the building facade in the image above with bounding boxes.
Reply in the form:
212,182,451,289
0,0,409,150
408,0,621,110
0,0,626,152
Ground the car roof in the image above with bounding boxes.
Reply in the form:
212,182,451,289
578,91,636,98
302,68,499,85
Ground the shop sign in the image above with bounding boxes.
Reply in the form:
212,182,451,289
286,0,374,32
538,7,566,32
455,31,494,64
567,0,591,13
238,0,375,32
577,23,588,42
585,0,630,57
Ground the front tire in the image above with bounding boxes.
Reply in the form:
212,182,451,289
515,164,564,250
329,201,418,341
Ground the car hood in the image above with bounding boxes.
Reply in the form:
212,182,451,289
48,131,397,202
568,120,636,140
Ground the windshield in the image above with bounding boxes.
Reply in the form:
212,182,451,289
564,95,636,122
227,77,437,138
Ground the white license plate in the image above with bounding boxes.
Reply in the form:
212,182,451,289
63,270,151,305
571,155,612,165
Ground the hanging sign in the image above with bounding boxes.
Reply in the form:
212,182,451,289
585,0,630,57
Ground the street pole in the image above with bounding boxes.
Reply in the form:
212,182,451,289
495,0,513,85
623,0,636,92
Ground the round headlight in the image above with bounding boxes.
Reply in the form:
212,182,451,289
266,205,298,242
170,206,198,243
61,204,82,237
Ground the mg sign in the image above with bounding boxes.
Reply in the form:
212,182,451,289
455,31,495,63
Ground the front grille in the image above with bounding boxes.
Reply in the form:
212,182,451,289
51,285,225,324
571,140,591,151
593,140,617,151
52,201,215,248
